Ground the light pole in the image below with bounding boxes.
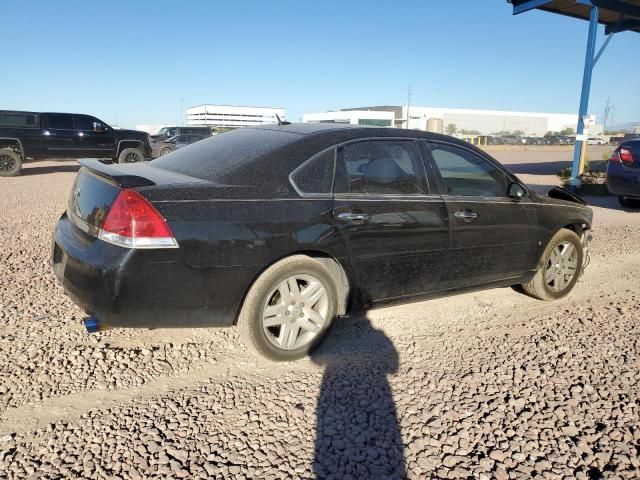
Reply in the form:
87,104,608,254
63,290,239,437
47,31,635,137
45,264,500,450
179,97,185,126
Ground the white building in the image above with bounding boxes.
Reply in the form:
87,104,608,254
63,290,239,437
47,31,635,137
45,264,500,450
302,110,396,127
405,106,589,136
186,105,286,129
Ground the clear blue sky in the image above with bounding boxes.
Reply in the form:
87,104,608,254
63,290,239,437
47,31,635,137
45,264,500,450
3,0,638,128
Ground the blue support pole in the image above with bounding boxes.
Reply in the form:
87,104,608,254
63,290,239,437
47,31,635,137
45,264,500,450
570,5,600,190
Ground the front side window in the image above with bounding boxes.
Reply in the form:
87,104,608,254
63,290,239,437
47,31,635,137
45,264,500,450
427,142,508,197
47,114,74,130
290,148,335,195
335,140,427,195
73,115,101,131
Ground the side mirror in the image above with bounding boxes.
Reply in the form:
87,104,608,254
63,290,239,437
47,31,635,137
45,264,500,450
508,182,527,199
93,122,107,133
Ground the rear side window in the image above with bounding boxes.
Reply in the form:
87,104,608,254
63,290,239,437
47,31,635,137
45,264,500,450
290,148,335,195
0,112,38,127
427,142,508,197
47,114,74,130
335,140,427,195
151,128,303,182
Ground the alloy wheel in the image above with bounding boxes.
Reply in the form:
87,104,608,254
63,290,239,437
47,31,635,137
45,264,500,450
125,152,140,163
262,274,329,351
0,153,16,172
544,241,578,292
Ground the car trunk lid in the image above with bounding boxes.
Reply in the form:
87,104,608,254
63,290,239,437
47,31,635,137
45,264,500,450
67,159,208,235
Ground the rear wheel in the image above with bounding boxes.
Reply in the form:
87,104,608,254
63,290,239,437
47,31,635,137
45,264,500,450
118,147,145,164
237,255,339,361
520,229,583,301
0,149,22,177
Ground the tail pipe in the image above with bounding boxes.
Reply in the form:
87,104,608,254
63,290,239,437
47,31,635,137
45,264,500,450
82,316,110,334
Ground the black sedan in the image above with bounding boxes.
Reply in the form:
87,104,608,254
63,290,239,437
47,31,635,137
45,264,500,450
52,124,593,361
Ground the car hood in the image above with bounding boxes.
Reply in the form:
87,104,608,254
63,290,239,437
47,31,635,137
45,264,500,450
530,187,591,210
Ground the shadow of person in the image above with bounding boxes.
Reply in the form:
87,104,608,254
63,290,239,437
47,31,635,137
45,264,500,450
311,317,405,479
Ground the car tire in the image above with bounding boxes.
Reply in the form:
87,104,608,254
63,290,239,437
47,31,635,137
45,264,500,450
0,149,22,177
117,147,145,164
237,255,340,361
520,228,583,301
159,147,173,156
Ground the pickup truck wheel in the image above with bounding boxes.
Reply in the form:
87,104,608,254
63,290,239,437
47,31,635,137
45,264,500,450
118,148,145,164
0,149,21,177
159,147,173,156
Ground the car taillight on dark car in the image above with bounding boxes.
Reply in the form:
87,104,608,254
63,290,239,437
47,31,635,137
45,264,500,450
610,147,633,166
99,189,178,248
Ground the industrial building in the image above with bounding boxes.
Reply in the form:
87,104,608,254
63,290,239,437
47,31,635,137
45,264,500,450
405,106,594,136
302,109,395,127
186,104,286,130
304,105,599,136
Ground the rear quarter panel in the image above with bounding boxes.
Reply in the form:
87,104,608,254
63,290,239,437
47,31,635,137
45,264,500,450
151,196,353,323
607,162,640,197
153,198,348,269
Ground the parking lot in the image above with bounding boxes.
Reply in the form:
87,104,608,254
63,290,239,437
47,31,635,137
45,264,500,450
1,150,639,479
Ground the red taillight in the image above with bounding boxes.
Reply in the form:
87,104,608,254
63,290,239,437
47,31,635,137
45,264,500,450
99,189,177,248
610,148,633,165
619,148,633,165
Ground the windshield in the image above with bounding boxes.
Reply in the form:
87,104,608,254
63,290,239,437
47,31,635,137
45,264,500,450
151,128,302,182
154,127,177,137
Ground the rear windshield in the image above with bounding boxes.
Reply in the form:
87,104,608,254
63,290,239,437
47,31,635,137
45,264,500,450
151,128,302,181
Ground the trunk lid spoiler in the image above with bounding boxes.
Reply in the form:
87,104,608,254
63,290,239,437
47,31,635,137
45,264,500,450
78,159,207,188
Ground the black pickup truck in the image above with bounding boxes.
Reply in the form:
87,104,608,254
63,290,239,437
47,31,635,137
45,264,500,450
0,111,152,176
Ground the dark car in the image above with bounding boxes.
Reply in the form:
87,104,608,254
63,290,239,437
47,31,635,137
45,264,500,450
152,134,209,157
0,111,152,176
52,124,593,361
607,139,640,207
150,126,212,141
501,135,526,145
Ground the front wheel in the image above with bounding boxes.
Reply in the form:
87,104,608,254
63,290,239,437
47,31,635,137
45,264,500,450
159,147,173,156
117,147,145,164
237,255,339,361
0,149,22,177
520,228,583,301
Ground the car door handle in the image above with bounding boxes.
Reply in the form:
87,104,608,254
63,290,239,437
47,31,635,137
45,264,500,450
454,210,478,222
336,212,370,223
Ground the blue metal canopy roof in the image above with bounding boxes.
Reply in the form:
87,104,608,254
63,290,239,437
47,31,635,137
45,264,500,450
509,0,640,34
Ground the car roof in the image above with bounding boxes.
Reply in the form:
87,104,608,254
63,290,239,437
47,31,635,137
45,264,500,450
249,123,471,145
252,123,364,135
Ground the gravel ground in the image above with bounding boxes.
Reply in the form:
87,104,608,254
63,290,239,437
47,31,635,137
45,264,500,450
1,158,639,479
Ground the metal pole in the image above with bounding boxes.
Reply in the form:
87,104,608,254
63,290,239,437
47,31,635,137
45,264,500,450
570,5,599,190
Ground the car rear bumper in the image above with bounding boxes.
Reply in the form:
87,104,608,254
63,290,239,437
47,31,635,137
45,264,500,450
52,212,255,329
607,164,640,198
